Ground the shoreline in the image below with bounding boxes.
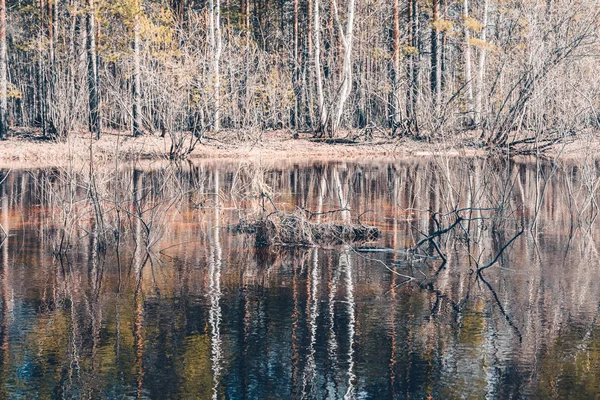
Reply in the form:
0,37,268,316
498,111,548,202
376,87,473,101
0,129,597,169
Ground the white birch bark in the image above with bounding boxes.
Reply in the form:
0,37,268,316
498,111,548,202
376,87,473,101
314,0,327,132
475,0,489,125
463,0,474,122
0,0,7,139
209,0,222,132
331,0,356,135
133,2,142,137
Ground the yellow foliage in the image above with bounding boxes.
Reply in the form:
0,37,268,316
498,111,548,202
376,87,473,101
464,16,484,32
98,1,181,65
7,84,22,100
252,67,293,111
371,47,391,61
380,82,393,95
469,38,497,52
402,45,419,56
433,19,454,32
15,4,40,16
191,92,202,106
104,52,122,63
103,0,141,21
13,42,35,52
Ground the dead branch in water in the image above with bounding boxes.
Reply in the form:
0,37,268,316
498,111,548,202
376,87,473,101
476,226,524,275
233,210,380,247
410,207,497,261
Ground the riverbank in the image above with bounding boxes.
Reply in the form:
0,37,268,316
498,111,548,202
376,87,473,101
0,128,597,168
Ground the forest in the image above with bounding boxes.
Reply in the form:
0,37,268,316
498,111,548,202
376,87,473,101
0,0,597,154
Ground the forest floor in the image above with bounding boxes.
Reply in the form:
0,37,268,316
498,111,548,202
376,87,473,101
0,128,597,168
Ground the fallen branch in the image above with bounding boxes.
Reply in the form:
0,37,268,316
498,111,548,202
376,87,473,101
233,211,380,247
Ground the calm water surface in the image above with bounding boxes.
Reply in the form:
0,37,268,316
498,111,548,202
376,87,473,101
0,158,599,399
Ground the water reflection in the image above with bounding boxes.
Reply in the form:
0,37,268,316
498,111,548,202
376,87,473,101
209,172,223,400
0,158,598,398
341,248,356,399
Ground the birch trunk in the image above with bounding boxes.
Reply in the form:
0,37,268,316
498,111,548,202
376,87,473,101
314,0,327,134
391,0,400,131
48,0,55,67
133,2,142,137
463,0,474,123
475,0,488,125
39,0,48,137
406,0,414,124
331,0,356,135
209,0,222,132
431,0,440,108
440,0,447,90
47,0,57,135
86,0,100,139
292,0,300,129
306,0,315,128
0,0,6,139
408,0,419,132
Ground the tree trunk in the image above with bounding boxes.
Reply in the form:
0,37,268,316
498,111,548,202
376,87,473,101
241,0,247,30
390,0,400,132
86,0,100,139
306,0,315,128
68,0,78,131
463,0,474,124
0,0,7,140
406,0,414,124
440,0,447,91
407,0,419,133
48,0,55,66
133,2,142,137
209,0,222,132
431,0,440,108
475,0,488,126
314,0,326,134
46,0,57,136
39,0,48,137
307,0,312,56
172,0,187,24
292,0,300,130
330,0,356,135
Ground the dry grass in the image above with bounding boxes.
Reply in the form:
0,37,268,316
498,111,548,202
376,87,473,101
0,127,477,168
0,127,598,169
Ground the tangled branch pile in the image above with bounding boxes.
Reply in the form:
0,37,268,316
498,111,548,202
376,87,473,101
234,212,380,247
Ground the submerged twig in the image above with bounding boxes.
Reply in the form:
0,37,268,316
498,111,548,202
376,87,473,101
477,227,524,275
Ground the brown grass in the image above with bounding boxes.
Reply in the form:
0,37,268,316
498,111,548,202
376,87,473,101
0,127,598,169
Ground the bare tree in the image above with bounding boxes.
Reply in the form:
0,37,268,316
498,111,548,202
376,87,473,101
407,0,420,133
474,0,489,126
0,0,597,151
463,0,474,125
330,0,356,135
390,0,400,132
208,0,222,132
0,0,6,140
431,0,440,108
292,0,300,130
133,0,142,137
86,0,100,139
314,0,327,135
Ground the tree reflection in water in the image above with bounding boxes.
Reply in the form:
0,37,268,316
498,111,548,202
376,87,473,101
0,158,597,398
